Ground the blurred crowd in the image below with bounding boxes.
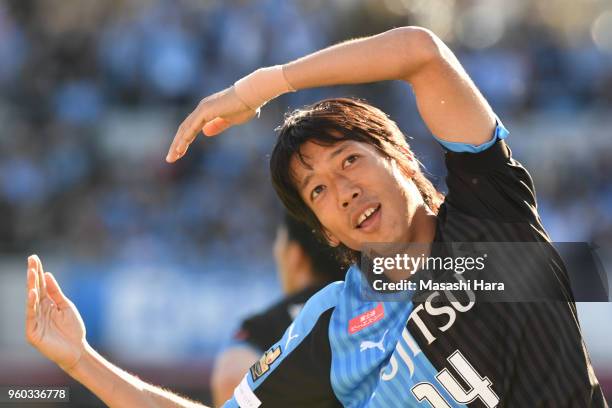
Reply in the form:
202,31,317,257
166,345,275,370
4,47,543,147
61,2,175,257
1,0,611,265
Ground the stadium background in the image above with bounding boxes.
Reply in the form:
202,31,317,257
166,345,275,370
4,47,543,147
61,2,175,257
0,0,610,406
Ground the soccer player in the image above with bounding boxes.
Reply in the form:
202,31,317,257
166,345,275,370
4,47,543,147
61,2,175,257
211,213,346,406
26,26,608,407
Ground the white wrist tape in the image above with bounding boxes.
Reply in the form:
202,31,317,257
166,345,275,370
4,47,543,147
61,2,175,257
233,65,295,111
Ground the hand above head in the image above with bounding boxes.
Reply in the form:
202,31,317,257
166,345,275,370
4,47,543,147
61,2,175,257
165,86,257,163
166,65,295,163
25,255,87,373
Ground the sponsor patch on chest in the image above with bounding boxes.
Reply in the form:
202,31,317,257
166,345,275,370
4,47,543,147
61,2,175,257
349,303,385,334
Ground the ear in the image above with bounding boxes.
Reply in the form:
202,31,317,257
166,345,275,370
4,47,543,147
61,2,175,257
322,227,341,247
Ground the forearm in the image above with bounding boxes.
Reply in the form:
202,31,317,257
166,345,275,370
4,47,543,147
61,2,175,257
165,25,495,163
67,343,208,408
283,26,438,90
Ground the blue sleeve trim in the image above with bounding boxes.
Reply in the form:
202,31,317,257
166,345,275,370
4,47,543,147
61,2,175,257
433,119,509,153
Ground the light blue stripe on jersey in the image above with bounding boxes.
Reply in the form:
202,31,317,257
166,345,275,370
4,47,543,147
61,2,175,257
433,120,509,153
222,281,343,408
328,266,410,405
329,266,466,408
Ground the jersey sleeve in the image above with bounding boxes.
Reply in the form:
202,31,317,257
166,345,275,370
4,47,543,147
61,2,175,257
222,283,344,408
436,120,541,224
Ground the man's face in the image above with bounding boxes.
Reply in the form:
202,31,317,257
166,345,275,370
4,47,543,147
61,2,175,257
290,140,422,251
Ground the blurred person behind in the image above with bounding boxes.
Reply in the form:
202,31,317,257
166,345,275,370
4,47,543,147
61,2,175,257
211,212,346,406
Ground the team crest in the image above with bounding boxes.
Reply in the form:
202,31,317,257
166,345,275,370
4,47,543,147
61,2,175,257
250,346,282,381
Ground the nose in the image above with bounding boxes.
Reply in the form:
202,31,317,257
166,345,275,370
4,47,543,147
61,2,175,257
338,179,360,209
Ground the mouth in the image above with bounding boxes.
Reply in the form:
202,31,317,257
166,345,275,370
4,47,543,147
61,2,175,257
354,203,381,230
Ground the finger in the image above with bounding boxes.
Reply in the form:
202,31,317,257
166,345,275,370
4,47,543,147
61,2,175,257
33,255,47,300
202,117,231,137
166,104,211,163
25,258,40,328
26,257,36,292
27,256,40,297
166,120,197,162
45,272,68,309
25,289,38,340
26,266,38,313
26,288,38,325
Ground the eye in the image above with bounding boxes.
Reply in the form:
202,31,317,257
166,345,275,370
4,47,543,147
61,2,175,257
343,154,359,168
311,185,325,201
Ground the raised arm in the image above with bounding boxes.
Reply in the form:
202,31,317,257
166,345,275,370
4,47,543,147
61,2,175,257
285,27,496,144
25,255,209,408
167,26,495,163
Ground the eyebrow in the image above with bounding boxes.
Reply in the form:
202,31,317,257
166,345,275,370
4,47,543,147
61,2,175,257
329,144,348,160
299,144,349,193
300,173,313,193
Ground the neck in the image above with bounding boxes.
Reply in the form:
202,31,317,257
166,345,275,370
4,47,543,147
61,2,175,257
378,205,437,282
408,204,437,244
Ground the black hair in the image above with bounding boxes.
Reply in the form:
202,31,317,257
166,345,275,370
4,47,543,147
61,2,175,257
270,97,443,264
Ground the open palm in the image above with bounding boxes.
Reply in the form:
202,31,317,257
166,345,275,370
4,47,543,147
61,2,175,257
25,255,86,372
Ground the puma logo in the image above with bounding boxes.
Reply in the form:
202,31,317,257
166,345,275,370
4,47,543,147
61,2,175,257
360,329,389,353
285,323,299,349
